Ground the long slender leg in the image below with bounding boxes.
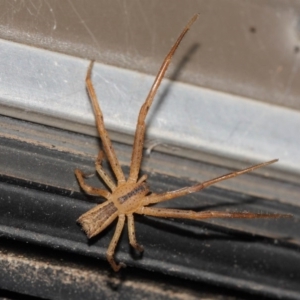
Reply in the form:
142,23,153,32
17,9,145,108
136,207,292,219
75,169,110,198
95,151,117,192
86,61,126,184
128,14,199,183
106,214,126,272
142,159,277,206
127,214,144,252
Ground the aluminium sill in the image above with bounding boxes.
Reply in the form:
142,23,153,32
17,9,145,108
0,38,299,184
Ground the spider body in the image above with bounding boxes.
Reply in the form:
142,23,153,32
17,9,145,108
75,14,291,272
78,179,150,238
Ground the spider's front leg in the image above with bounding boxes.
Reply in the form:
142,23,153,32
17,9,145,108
127,14,199,183
141,160,280,206
136,207,291,220
86,61,126,185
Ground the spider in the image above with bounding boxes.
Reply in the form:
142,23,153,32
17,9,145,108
75,14,290,272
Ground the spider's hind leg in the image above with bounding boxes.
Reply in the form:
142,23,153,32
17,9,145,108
127,214,144,252
74,168,110,198
106,214,126,272
95,150,117,192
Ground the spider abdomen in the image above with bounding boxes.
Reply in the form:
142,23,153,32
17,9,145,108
78,201,118,238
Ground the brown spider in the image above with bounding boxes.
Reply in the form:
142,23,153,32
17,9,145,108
75,14,290,272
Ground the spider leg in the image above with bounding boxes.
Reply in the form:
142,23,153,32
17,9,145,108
142,160,278,206
106,214,126,272
128,14,199,183
95,150,117,192
86,61,126,184
127,214,144,252
75,169,110,198
137,174,148,184
136,207,292,219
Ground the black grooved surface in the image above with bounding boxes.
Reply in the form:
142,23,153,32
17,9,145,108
0,116,299,300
